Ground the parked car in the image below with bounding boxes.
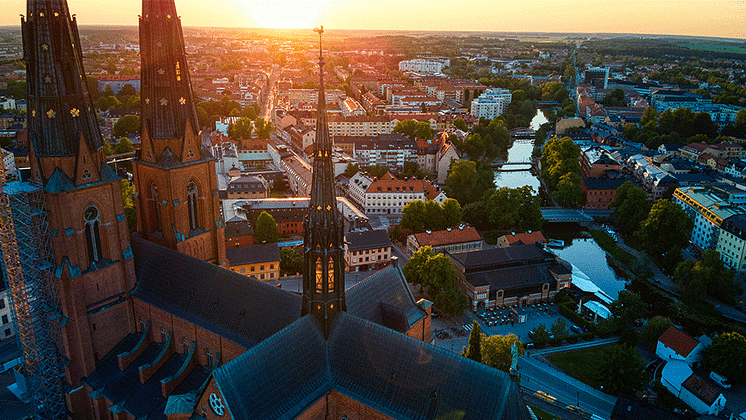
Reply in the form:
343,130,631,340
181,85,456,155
710,371,732,389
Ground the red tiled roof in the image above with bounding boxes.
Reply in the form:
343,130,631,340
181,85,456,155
682,374,721,405
505,232,546,245
412,227,482,247
658,326,700,357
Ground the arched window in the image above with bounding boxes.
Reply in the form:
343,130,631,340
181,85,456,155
206,348,213,366
187,181,200,231
327,258,335,293
151,184,162,232
84,205,103,263
315,258,323,292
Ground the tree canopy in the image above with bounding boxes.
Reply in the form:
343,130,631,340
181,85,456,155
609,181,652,237
280,248,302,275
595,344,647,395
393,120,435,140
227,117,254,140
462,186,543,232
254,211,279,243
399,198,461,233
462,321,482,363
673,249,743,304
113,115,140,138
635,199,693,271
482,334,523,373
443,160,495,206
704,331,746,385
540,136,581,190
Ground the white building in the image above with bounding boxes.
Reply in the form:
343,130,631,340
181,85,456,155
470,88,512,120
661,361,726,416
2,148,15,179
673,186,746,253
398,58,450,74
656,326,706,367
362,172,447,216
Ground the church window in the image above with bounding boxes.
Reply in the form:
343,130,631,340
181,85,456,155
84,205,103,263
151,184,162,232
206,349,213,366
187,181,200,231
183,339,189,354
82,169,91,180
327,258,334,293
160,327,166,342
315,258,323,292
175,61,181,81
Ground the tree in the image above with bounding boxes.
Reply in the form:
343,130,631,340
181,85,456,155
414,121,436,139
595,345,647,395
420,254,457,294
443,160,495,206
343,163,360,178
550,318,568,339
482,334,523,373
441,198,462,228
703,332,746,385
673,249,743,304
609,181,652,237
530,324,550,347
641,316,671,351
453,118,467,131
392,120,419,138
120,179,137,232
400,200,427,233
280,248,302,275
609,290,648,330
554,172,586,208
735,109,746,137
113,115,141,138
461,321,482,362
227,117,253,140
540,136,581,190
433,288,470,317
254,118,274,139
103,140,113,156
116,83,137,99
366,165,389,179
113,137,134,155
254,211,279,243
635,199,693,270
482,186,543,231
402,246,435,288
423,200,445,232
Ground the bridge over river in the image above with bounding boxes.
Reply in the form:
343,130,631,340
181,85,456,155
540,208,594,224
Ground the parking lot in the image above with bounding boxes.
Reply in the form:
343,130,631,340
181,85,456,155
431,303,584,352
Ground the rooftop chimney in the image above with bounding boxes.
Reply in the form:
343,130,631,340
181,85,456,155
391,256,399,267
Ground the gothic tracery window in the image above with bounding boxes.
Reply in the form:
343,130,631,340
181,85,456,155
187,181,200,231
84,205,103,263
151,184,162,232
327,258,334,293
315,258,323,292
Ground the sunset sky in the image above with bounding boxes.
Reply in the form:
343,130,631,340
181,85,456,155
1,0,745,39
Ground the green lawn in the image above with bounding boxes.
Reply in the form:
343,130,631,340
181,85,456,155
589,229,636,264
544,344,616,390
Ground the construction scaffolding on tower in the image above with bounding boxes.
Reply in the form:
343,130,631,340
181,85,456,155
0,177,67,420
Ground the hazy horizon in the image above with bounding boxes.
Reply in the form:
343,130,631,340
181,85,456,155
2,0,745,40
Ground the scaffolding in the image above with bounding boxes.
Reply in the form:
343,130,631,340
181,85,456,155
0,179,67,420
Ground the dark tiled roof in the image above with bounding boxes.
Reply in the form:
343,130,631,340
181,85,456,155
611,395,684,420
346,265,427,333
451,244,552,272
131,236,301,349
224,220,253,238
225,243,280,266
213,316,329,420
721,214,746,240
682,374,721,405
345,229,392,252
465,265,558,295
213,313,530,420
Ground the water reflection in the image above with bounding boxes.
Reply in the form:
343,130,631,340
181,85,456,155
549,236,627,300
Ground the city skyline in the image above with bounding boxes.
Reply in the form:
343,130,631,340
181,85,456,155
1,0,745,40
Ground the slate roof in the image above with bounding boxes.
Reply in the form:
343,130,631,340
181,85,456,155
224,219,253,238
345,229,392,252
611,395,684,420
225,243,280,266
465,265,558,295
451,243,552,272
213,313,531,420
131,235,301,349
658,326,700,358
346,264,427,333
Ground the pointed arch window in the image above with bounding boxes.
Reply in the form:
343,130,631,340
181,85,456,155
187,181,200,231
315,258,323,293
327,258,335,293
84,205,103,263
151,184,162,232
175,60,182,81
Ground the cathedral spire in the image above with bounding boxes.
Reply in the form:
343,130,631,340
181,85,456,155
302,26,345,337
22,0,104,181
139,0,201,163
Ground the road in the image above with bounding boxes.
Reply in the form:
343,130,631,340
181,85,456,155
518,355,616,419
260,64,281,123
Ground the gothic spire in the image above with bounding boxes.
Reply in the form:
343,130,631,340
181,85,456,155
22,0,104,160
302,26,345,337
139,0,199,146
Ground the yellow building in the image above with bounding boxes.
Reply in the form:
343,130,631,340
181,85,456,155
717,214,746,272
226,243,280,281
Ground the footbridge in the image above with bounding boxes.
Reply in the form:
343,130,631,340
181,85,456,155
540,208,594,224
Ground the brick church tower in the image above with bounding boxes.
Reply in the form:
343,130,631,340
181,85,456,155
133,0,226,266
22,0,137,416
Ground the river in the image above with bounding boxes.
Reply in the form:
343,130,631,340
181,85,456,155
493,109,626,301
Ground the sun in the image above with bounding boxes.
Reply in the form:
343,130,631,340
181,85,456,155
235,0,333,29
